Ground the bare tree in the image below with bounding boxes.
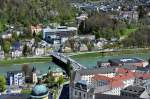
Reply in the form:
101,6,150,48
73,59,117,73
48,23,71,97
22,64,31,76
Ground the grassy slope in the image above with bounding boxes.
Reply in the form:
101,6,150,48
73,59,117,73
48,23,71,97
123,28,137,36
120,28,137,38
71,48,150,58
0,57,52,65
21,89,31,94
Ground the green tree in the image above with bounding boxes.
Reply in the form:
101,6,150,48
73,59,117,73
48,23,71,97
45,76,55,84
0,0,75,26
82,38,93,51
94,31,100,39
0,76,6,92
2,41,11,54
57,76,64,86
122,26,150,48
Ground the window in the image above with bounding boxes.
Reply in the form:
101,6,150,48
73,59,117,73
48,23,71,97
84,94,85,98
79,92,81,97
90,95,92,98
75,91,77,96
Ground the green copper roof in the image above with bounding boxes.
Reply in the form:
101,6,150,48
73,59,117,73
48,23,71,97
31,84,49,98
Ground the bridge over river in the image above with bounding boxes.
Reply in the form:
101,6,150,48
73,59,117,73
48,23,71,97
50,52,86,71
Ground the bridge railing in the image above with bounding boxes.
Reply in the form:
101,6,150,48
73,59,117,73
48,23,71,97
50,52,86,70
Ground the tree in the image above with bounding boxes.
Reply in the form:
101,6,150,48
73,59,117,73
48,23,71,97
0,0,75,26
94,31,100,39
2,40,11,54
57,76,64,86
82,38,93,51
78,21,85,34
66,60,72,78
22,44,28,56
137,5,147,19
68,38,76,52
0,76,6,92
112,18,118,32
12,32,18,40
122,26,150,48
22,64,31,76
45,76,55,84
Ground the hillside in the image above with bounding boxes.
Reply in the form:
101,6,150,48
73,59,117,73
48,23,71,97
0,0,75,29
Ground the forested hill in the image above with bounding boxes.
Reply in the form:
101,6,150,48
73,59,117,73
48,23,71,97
0,0,74,27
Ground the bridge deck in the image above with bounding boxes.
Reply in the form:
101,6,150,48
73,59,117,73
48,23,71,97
50,52,86,71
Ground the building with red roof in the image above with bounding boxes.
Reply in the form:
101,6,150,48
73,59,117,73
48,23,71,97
91,68,136,95
70,66,150,99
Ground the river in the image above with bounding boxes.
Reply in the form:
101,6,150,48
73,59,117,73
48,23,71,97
0,52,150,76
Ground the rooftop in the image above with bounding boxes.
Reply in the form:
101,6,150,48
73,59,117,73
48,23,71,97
78,68,115,75
136,66,150,72
43,26,77,33
109,58,144,64
92,68,135,88
121,85,145,95
75,80,88,91
31,84,49,98
7,70,23,74
92,75,112,81
95,94,142,99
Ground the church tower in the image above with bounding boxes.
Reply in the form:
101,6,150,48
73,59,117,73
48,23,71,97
32,66,38,84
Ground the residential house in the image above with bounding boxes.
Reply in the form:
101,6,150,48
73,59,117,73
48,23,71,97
0,46,5,60
73,80,94,99
0,51,4,60
10,41,22,58
7,71,25,86
32,40,52,56
119,11,139,22
38,40,51,48
34,47,45,56
0,29,13,39
79,35,95,40
22,39,35,48
30,24,42,34
10,49,22,58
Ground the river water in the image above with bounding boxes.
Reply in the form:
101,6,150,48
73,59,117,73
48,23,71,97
0,52,150,76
